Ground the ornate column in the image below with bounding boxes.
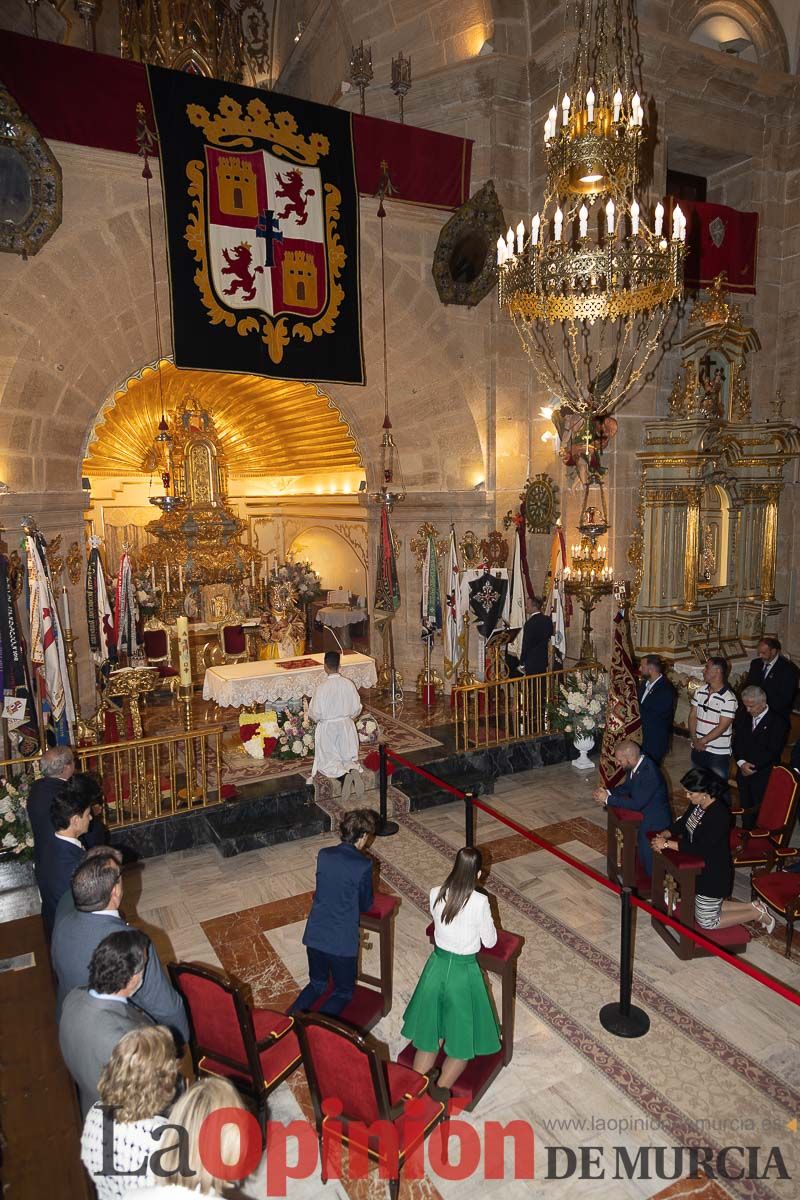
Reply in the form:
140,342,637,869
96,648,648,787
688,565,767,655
760,485,780,601
683,487,702,611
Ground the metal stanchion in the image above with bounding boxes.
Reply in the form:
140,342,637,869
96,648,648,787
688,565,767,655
465,790,475,849
599,886,650,1038
376,743,399,837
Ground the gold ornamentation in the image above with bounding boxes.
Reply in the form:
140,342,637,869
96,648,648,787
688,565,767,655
0,83,62,258
45,534,64,582
121,0,272,85
410,523,447,569
689,274,743,329
519,473,559,534
66,541,83,586
627,472,645,605
458,530,481,568
187,99,329,163
479,531,509,568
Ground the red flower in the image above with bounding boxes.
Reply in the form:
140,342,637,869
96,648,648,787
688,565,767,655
240,723,259,742
262,736,278,756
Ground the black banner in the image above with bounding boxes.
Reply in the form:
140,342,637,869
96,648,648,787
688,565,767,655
147,64,364,385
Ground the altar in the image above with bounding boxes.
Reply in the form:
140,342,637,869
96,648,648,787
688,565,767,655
202,651,377,709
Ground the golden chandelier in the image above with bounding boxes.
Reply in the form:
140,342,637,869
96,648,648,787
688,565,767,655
497,0,686,416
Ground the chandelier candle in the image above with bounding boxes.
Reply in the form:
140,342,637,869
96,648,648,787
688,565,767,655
496,0,686,416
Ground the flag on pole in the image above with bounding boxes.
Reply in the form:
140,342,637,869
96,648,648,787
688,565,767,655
544,523,569,667
0,553,39,753
24,531,75,745
507,525,526,660
599,603,642,788
115,551,139,659
86,537,115,666
373,505,400,622
420,532,442,643
443,526,462,677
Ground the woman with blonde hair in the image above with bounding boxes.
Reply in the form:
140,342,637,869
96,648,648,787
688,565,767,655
130,1077,259,1197
81,1025,179,1198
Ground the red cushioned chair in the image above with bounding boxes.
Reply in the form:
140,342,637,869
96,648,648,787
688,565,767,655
220,622,248,664
606,806,651,896
142,624,179,700
296,1012,445,1200
168,961,301,1135
730,765,799,870
751,846,800,958
649,844,751,960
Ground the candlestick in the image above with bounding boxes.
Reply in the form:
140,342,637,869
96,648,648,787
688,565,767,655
562,93,570,125
654,202,664,238
176,615,192,689
586,87,595,123
613,89,622,122
531,213,540,245
631,198,639,236
178,564,183,591
579,204,588,238
61,585,70,629
605,199,615,237
516,220,525,254
497,235,506,266
165,562,171,593
554,207,563,242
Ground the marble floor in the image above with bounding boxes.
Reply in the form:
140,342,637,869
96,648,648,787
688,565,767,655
116,742,800,1200
5,741,799,1199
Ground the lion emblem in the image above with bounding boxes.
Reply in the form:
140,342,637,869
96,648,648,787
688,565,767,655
221,243,262,302
275,169,316,226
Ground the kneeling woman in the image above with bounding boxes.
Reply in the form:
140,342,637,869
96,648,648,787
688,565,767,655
651,766,774,933
402,847,501,1096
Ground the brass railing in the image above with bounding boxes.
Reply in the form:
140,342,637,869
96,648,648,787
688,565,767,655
452,670,568,751
0,726,226,829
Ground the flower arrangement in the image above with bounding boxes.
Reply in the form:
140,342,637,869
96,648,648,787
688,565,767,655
271,559,322,603
0,776,34,861
355,714,380,745
548,671,608,740
239,706,316,761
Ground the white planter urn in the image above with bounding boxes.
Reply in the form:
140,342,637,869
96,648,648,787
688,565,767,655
571,734,595,770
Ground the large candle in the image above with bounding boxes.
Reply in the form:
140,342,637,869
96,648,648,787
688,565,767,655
176,616,192,688
61,586,71,630
165,562,171,593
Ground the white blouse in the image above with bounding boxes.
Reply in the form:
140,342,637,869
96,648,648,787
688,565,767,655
81,1104,168,1198
429,886,498,955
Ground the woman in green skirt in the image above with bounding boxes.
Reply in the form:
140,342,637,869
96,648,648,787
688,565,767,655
402,847,501,1096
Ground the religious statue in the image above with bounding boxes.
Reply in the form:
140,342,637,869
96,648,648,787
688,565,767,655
553,407,619,486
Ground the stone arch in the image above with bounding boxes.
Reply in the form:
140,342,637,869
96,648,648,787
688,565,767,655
287,524,368,597
670,1,790,72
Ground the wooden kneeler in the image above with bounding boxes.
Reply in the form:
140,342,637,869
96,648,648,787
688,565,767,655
606,806,651,896
650,847,750,960
397,923,524,1111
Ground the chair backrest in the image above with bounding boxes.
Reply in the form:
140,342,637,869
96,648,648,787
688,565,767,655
143,628,169,661
758,766,799,836
222,624,246,654
297,1015,388,1126
169,962,259,1079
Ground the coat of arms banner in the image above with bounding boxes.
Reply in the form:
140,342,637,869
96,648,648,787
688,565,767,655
147,64,364,384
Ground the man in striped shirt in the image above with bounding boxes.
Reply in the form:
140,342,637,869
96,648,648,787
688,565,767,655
688,656,738,785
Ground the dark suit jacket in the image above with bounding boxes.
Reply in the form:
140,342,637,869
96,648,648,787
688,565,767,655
607,755,671,835
671,800,732,898
745,656,799,720
27,775,106,868
37,836,84,936
637,675,676,765
303,842,373,958
732,707,788,815
58,986,153,1116
520,612,554,677
51,908,189,1042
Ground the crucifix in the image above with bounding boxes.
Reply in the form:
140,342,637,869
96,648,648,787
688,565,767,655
256,209,283,267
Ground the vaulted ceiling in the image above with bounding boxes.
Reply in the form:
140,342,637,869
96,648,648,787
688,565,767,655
83,360,362,478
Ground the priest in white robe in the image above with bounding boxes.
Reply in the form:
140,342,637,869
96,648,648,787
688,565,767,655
309,651,362,779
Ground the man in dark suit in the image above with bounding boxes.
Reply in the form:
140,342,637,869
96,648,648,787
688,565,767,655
27,748,106,867
733,686,788,829
745,637,798,723
51,851,188,1042
593,739,671,876
289,808,378,1017
637,655,676,766
59,928,153,1116
520,595,554,677
37,791,93,936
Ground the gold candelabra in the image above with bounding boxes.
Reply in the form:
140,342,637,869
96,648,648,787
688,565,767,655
563,510,614,669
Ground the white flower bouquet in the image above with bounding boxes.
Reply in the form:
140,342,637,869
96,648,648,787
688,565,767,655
548,671,608,740
355,714,380,745
0,776,34,862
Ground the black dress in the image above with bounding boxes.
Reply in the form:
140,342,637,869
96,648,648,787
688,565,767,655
671,800,732,899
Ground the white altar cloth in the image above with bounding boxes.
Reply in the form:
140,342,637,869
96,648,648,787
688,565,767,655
202,652,377,709
317,605,368,628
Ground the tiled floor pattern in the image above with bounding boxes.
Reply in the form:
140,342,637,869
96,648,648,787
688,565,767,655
109,747,800,1200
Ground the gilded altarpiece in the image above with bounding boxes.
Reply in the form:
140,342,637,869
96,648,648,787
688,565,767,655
633,281,800,656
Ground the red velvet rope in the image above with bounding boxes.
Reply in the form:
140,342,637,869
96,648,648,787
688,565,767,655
384,749,800,1009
